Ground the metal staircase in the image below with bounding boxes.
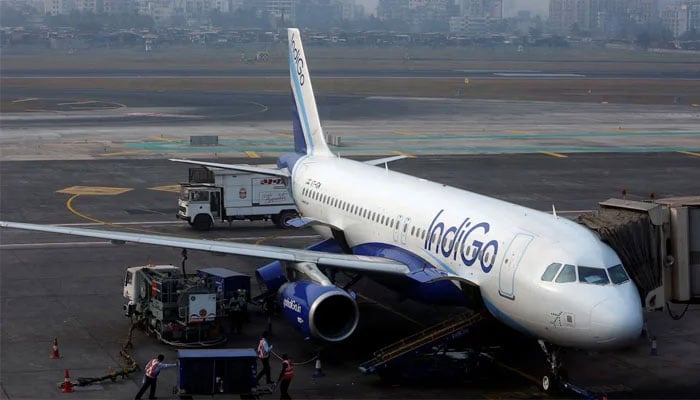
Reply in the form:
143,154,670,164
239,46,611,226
359,312,483,375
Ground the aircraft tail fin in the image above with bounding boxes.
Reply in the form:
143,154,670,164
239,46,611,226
288,28,333,157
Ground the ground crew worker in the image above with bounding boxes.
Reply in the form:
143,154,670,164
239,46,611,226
228,290,245,334
276,353,294,399
256,331,274,384
135,354,176,400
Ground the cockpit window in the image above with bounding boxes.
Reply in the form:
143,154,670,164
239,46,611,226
607,264,630,284
541,263,562,281
555,264,576,283
578,266,610,285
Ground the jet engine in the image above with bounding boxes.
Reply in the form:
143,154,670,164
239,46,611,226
279,281,359,342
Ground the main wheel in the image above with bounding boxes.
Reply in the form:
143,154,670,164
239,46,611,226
274,210,298,229
193,214,212,231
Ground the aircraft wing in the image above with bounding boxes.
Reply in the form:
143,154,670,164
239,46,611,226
170,159,290,178
0,221,408,275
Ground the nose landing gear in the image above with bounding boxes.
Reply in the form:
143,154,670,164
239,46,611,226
538,339,567,393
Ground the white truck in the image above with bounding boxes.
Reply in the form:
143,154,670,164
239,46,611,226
177,167,298,230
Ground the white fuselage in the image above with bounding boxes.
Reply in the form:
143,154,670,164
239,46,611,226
290,155,643,349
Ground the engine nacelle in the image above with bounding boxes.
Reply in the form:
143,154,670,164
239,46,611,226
255,261,287,294
279,281,359,342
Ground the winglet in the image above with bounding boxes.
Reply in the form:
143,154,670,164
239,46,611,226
288,28,332,157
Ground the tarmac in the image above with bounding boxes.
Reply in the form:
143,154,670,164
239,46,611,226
1,88,700,399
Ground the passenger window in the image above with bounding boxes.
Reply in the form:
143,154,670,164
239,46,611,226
541,263,562,281
578,266,610,285
555,264,576,283
607,264,630,284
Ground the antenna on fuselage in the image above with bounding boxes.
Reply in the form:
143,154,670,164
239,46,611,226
384,162,389,175
552,204,558,219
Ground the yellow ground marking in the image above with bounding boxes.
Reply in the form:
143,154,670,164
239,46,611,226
393,130,420,136
277,133,293,138
148,135,179,142
392,150,416,158
65,194,160,234
12,98,38,103
245,151,261,158
679,151,700,157
539,151,568,158
57,186,133,195
255,235,278,245
148,184,182,193
355,292,424,327
100,149,150,157
40,142,99,147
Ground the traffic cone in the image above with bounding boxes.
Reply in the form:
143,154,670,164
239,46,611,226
61,369,74,393
313,356,325,378
50,338,61,359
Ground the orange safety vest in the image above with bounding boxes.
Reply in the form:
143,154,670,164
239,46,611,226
144,359,160,378
281,359,294,380
257,338,269,359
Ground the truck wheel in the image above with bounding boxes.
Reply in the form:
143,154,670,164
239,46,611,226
193,214,212,231
274,210,298,229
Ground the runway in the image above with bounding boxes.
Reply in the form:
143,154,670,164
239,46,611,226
1,87,699,160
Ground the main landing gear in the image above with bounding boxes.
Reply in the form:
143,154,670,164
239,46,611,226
538,339,568,393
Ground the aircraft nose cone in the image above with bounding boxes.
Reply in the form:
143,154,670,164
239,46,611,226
591,298,643,347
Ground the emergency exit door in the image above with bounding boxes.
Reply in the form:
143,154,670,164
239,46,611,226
498,233,534,300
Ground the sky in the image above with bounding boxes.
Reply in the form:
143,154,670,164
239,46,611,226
356,0,550,18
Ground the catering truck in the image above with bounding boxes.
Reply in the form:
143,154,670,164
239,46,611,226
177,167,298,230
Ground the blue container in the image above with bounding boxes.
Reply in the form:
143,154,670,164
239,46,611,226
178,348,257,395
197,268,251,302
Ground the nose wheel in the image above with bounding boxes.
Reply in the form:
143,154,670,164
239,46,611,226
538,339,567,393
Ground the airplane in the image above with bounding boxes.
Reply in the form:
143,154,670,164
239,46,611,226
0,28,643,392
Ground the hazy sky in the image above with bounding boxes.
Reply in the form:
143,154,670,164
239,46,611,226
357,0,550,18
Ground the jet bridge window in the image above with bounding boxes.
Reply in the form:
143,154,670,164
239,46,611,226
578,266,610,285
607,264,630,284
541,263,562,281
555,264,576,283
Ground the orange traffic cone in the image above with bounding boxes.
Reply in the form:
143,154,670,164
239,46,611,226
61,369,74,393
50,338,61,359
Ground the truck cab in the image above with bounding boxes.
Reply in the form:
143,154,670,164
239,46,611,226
178,185,222,230
123,264,180,316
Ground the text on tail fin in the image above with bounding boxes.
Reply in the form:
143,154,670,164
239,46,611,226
288,28,332,157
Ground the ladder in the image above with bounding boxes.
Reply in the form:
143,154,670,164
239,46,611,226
358,312,483,375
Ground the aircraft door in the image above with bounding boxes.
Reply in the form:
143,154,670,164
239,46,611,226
498,233,534,300
393,215,403,243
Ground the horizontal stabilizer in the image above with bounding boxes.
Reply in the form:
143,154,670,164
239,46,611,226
285,217,314,228
364,155,408,166
170,159,290,177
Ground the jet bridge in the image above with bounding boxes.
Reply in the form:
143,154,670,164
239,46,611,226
577,196,700,311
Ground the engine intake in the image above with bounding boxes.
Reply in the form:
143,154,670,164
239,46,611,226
279,281,359,342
